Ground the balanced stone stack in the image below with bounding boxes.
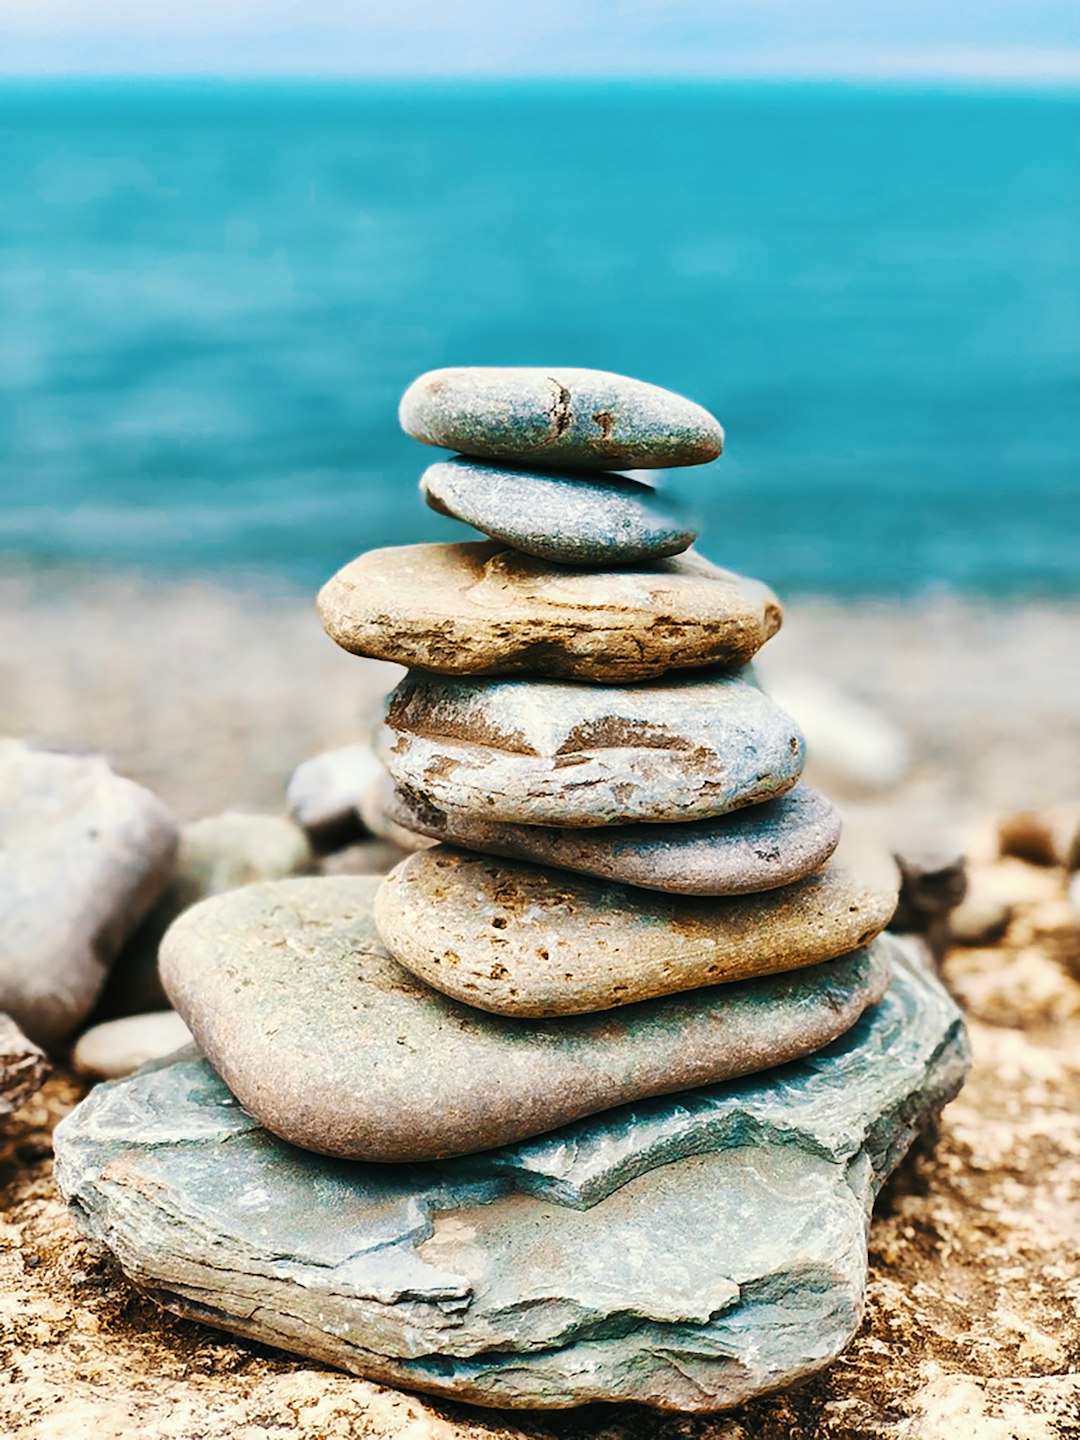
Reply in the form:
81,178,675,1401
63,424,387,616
56,368,970,1413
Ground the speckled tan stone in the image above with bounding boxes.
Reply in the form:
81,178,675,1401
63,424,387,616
317,542,781,684
374,840,901,1017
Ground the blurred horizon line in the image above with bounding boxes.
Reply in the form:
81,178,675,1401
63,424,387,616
3,71,1079,96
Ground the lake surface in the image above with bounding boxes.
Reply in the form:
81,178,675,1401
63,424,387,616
1,81,1077,595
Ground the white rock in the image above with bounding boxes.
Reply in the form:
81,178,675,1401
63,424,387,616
72,1011,193,1080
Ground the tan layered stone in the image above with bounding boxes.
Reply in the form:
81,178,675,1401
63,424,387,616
374,840,901,1017
317,542,782,683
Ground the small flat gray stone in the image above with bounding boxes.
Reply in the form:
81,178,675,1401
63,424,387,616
400,366,724,470
380,667,805,826
318,542,781,684
54,946,969,1411
286,743,383,853
384,782,841,895
421,457,696,566
375,842,899,1016
0,741,178,1048
99,811,314,1018
160,874,889,1161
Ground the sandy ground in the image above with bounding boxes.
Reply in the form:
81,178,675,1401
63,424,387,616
1,571,1079,1437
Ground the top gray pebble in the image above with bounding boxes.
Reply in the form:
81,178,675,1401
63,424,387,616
399,367,724,470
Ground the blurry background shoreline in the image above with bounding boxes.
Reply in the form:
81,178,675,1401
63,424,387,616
2,78,1077,830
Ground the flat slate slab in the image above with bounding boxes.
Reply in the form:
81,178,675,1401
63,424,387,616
160,875,890,1161
375,843,899,1016
55,947,969,1412
318,542,781,684
384,781,841,895
381,667,804,827
399,366,724,470
421,457,697,566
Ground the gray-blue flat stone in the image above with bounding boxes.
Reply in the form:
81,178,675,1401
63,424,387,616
400,367,724,470
421,457,697,566
384,782,842,895
380,667,805,827
54,943,969,1411
160,875,890,1161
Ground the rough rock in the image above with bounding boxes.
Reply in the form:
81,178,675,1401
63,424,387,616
358,770,437,853
399,366,724,470
0,1013,49,1119
0,740,178,1048
55,947,968,1412
421,457,696,565
890,843,969,965
318,542,781,683
285,743,383,853
384,781,841,895
375,842,900,1016
71,1011,193,1081
98,810,314,1017
380,667,805,827
161,874,891,1161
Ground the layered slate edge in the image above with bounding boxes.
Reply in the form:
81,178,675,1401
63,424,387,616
55,944,969,1412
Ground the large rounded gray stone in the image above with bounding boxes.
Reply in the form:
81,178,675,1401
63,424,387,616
421,457,696,565
0,741,178,1048
399,366,724,470
384,782,841,895
160,874,889,1162
375,842,899,1017
54,945,969,1411
318,542,781,684
380,667,805,826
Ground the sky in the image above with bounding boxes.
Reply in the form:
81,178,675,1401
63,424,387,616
1,0,1079,81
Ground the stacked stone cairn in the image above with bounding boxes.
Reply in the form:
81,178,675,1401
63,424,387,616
55,368,970,1413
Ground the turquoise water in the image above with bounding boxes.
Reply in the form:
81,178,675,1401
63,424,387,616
1,81,1077,595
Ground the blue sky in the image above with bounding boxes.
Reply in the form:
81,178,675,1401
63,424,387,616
2,0,1079,81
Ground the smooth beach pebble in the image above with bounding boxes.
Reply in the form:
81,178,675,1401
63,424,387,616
159,874,890,1162
400,366,724,470
318,542,781,684
374,841,900,1017
286,742,383,852
421,456,697,566
380,667,805,827
0,740,178,1048
72,1010,193,1080
384,783,842,895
